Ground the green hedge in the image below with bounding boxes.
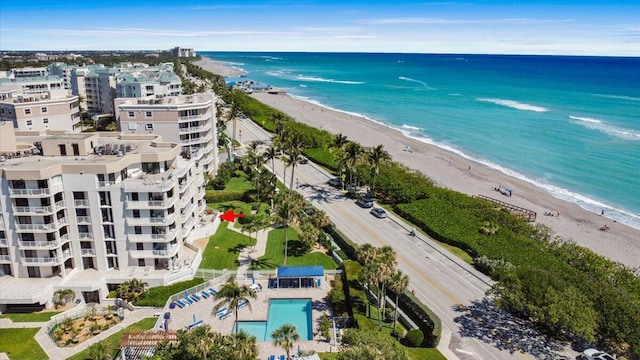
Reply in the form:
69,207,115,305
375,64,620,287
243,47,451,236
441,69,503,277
204,190,245,203
324,224,358,260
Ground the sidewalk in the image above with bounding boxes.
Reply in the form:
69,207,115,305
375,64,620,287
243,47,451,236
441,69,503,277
224,221,270,283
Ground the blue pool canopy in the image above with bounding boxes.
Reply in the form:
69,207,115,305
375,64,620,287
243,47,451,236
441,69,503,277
277,266,324,278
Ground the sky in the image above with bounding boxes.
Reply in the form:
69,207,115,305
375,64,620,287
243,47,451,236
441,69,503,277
1,0,638,56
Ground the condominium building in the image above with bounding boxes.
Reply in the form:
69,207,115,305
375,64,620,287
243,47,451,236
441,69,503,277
0,75,64,93
0,89,81,132
115,93,218,176
170,47,196,58
48,62,73,90
115,67,181,98
11,67,48,78
0,124,208,309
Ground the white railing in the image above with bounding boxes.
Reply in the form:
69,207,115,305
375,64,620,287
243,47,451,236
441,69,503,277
21,256,63,264
16,219,67,231
79,232,93,240
178,113,210,123
19,239,60,249
13,200,66,214
127,229,177,242
0,255,11,262
129,244,179,258
181,134,213,146
97,181,118,187
74,199,89,207
81,249,96,256
0,238,8,246
9,184,63,196
125,197,176,209
123,179,175,192
178,122,212,134
178,175,195,192
76,216,91,224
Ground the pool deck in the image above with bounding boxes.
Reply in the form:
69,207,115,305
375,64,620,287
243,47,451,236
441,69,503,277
166,221,338,357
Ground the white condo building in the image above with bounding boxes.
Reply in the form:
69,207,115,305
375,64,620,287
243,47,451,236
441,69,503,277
115,93,218,176
0,123,211,310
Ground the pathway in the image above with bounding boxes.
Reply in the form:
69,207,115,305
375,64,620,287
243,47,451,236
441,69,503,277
224,221,269,284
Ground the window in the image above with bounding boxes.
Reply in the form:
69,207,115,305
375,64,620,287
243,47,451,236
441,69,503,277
24,109,31,115
41,106,48,113
43,118,49,124
72,143,79,156
145,85,153,91
145,123,154,131
26,120,32,126
58,144,66,156
145,111,152,117
128,111,134,117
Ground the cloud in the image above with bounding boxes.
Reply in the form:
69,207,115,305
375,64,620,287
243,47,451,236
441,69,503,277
359,17,573,25
332,35,376,39
8,27,289,38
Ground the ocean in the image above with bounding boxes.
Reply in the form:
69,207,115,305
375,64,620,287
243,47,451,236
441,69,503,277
201,52,640,230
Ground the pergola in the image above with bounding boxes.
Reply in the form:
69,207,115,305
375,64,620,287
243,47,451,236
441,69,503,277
119,330,178,360
271,265,324,289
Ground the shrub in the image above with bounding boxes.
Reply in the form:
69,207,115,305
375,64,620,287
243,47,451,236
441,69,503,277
204,190,245,203
406,329,424,347
392,326,405,339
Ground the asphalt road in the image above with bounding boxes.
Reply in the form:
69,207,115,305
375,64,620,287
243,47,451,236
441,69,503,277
231,117,576,360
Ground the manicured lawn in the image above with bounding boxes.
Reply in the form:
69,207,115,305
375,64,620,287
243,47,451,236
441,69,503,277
224,175,254,191
199,224,252,269
0,311,62,322
0,328,47,360
66,317,156,360
250,228,337,270
405,347,447,360
134,278,205,307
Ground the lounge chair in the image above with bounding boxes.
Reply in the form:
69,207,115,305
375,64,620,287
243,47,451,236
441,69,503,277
208,288,218,296
217,308,229,319
200,291,210,299
191,294,201,302
268,356,275,360
187,320,203,330
238,301,248,309
220,311,233,320
214,307,227,316
279,355,286,360
184,297,194,305
175,299,187,308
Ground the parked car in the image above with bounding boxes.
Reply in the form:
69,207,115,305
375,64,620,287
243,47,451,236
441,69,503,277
298,156,309,164
370,207,387,218
327,178,342,188
356,197,373,208
579,349,615,360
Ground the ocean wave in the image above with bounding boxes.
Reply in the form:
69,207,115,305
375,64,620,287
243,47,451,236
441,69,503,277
569,116,640,141
295,75,364,85
223,61,245,66
398,76,435,90
401,124,424,131
265,71,285,77
592,93,640,102
477,98,548,112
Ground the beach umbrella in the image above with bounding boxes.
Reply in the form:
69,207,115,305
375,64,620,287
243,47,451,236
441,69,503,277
184,289,188,298
193,314,196,323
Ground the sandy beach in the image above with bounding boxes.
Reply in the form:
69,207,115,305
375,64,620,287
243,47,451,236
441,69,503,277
194,58,246,78
196,58,640,269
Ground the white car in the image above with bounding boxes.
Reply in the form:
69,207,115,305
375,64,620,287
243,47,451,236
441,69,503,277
579,348,615,360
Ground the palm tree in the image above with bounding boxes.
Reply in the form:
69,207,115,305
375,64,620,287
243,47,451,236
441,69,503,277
87,340,112,360
342,142,363,190
332,133,348,151
272,194,301,265
212,278,257,334
270,112,288,136
272,324,300,360
117,278,148,303
263,145,278,174
53,288,75,309
388,270,410,330
227,100,243,147
187,325,215,360
359,263,378,318
230,330,258,360
368,144,391,192
376,246,397,330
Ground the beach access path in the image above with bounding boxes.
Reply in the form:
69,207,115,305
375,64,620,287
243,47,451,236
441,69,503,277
232,116,579,360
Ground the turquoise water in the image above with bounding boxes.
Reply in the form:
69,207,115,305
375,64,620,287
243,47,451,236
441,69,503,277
203,52,640,229
237,298,313,341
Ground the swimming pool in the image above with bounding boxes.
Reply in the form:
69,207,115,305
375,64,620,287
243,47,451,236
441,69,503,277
237,298,312,341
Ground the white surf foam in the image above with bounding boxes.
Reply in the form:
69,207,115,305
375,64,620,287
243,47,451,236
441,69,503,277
398,76,435,90
477,98,548,112
592,94,640,102
295,75,364,85
401,124,424,131
569,116,640,141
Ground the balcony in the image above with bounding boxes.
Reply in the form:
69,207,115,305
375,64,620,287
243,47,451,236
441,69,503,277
15,218,68,232
74,199,90,207
178,175,195,192
81,249,96,256
129,244,179,259
20,250,71,265
9,184,64,197
180,133,213,146
0,255,11,263
125,212,177,226
76,216,92,224
18,239,61,249
127,228,178,243
0,238,7,246
178,113,211,123
78,232,93,241
125,197,177,210
122,178,175,192
12,200,66,215
97,180,118,188
178,121,212,134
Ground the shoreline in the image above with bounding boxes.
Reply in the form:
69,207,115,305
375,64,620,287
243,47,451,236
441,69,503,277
197,56,640,268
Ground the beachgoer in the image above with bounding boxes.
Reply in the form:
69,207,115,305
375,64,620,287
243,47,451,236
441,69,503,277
411,289,415,295
557,210,560,217
601,209,605,215
509,190,512,197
